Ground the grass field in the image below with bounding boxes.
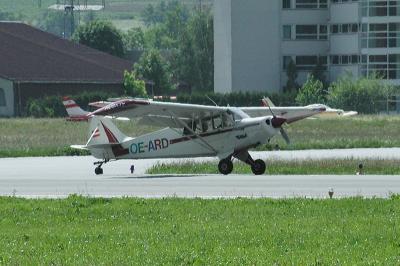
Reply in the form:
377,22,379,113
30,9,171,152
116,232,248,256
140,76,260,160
0,196,399,264
0,118,155,157
0,116,400,158
147,159,400,175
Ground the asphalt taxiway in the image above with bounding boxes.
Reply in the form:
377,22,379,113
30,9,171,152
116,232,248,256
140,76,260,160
0,148,399,198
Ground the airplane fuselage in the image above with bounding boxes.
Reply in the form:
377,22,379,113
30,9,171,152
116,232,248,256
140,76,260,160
89,116,279,161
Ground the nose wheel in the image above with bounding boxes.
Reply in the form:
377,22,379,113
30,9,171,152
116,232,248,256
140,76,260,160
218,159,233,175
251,159,266,175
234,150,267,175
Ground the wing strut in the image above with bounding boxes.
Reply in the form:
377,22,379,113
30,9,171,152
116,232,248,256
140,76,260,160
167,111,218,154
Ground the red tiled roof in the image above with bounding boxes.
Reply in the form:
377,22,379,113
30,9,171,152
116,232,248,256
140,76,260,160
0,22,132,83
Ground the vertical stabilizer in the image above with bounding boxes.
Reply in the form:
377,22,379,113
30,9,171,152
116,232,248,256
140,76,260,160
62,96,89,120
87,116,130,147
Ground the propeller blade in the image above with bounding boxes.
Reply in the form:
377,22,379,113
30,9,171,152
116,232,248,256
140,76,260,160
280,127,291,145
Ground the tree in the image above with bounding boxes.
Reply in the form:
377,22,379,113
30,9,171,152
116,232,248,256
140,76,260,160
124,27,145,51
295,75,326,105
0,8,21,21
123,70,147,97
72,20,124,57
311,57,327,86
134,49,173,95
173,7,214,91
143,1,189,49
285,59,299,92
36,10,65,37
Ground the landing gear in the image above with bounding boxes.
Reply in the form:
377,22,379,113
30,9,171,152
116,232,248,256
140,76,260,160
95,166,103,175
234,150,266,175
251,159,266,175
94,159,108,175
218,159,233,175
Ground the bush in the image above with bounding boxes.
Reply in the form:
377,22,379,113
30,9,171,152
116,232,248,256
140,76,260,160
26,91,118,118
296,75,326,105
327,73,395,114
123,70,147,97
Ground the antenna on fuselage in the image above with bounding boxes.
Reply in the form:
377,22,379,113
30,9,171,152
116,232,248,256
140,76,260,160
205,95,218,107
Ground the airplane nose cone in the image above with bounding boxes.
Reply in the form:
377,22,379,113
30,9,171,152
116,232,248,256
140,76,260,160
271,116,287,128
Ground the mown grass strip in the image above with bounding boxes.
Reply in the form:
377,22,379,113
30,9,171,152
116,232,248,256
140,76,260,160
0,195,399,264
147,159,400,175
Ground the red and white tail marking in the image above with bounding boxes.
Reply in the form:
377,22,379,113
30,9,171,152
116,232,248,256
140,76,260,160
101,122,119,144
62,96,89,120
92,127,100,138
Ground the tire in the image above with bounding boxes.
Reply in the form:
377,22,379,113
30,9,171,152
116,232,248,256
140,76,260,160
218,159,233,175
95,167,103,175
251,159,266,175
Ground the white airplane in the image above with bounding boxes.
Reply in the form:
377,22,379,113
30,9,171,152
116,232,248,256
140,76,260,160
67,98,326,175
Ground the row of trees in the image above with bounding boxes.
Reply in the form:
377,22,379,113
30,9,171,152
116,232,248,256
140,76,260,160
71,1,213,96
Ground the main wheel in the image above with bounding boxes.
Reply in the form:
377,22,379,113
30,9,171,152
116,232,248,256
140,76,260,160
251,159,266,175
218,159,233,175
95,167,103,175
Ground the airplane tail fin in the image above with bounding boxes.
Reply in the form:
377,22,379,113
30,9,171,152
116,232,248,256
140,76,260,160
62,96,89,121
261,97,276,107
86,116,130,147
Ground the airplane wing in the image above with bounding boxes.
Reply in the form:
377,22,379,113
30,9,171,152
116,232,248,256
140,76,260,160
88,101,112,109
90,98,248,128
241,104,326,124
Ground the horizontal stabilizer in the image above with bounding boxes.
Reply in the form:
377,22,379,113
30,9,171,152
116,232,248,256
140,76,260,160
70,145,88,150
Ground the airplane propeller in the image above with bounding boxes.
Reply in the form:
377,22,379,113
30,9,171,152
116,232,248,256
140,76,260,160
265,99,291,145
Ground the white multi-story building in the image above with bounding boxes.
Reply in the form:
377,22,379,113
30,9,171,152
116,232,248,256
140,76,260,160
214,0,400,93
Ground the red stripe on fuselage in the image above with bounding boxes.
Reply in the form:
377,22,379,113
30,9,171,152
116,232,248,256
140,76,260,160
170,128,234,145
64,103,79,108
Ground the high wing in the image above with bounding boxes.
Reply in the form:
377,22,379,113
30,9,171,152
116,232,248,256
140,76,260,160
90,98,249,128
241,104,326,123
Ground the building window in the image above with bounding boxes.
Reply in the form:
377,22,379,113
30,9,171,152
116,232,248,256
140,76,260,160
296,25,318,39
295,24,327,40
361,23,400,48
361,0,400,17
319,25,327,39
0,88,6,107
283,0,291,9
330,23,359,34
296,0,327,9
296,55,327,70
331,55,339,65
332,0,359,3
283,25,292,40
330,54,359,65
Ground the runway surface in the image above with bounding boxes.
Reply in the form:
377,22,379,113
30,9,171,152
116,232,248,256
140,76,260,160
1,148,400,198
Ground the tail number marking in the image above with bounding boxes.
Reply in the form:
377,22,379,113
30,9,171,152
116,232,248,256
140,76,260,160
130,138,169,154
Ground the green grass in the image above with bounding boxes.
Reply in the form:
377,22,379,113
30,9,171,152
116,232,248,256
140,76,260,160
147,159,400,175
0,118,155,157
1,115,400,158
0,195,399,264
